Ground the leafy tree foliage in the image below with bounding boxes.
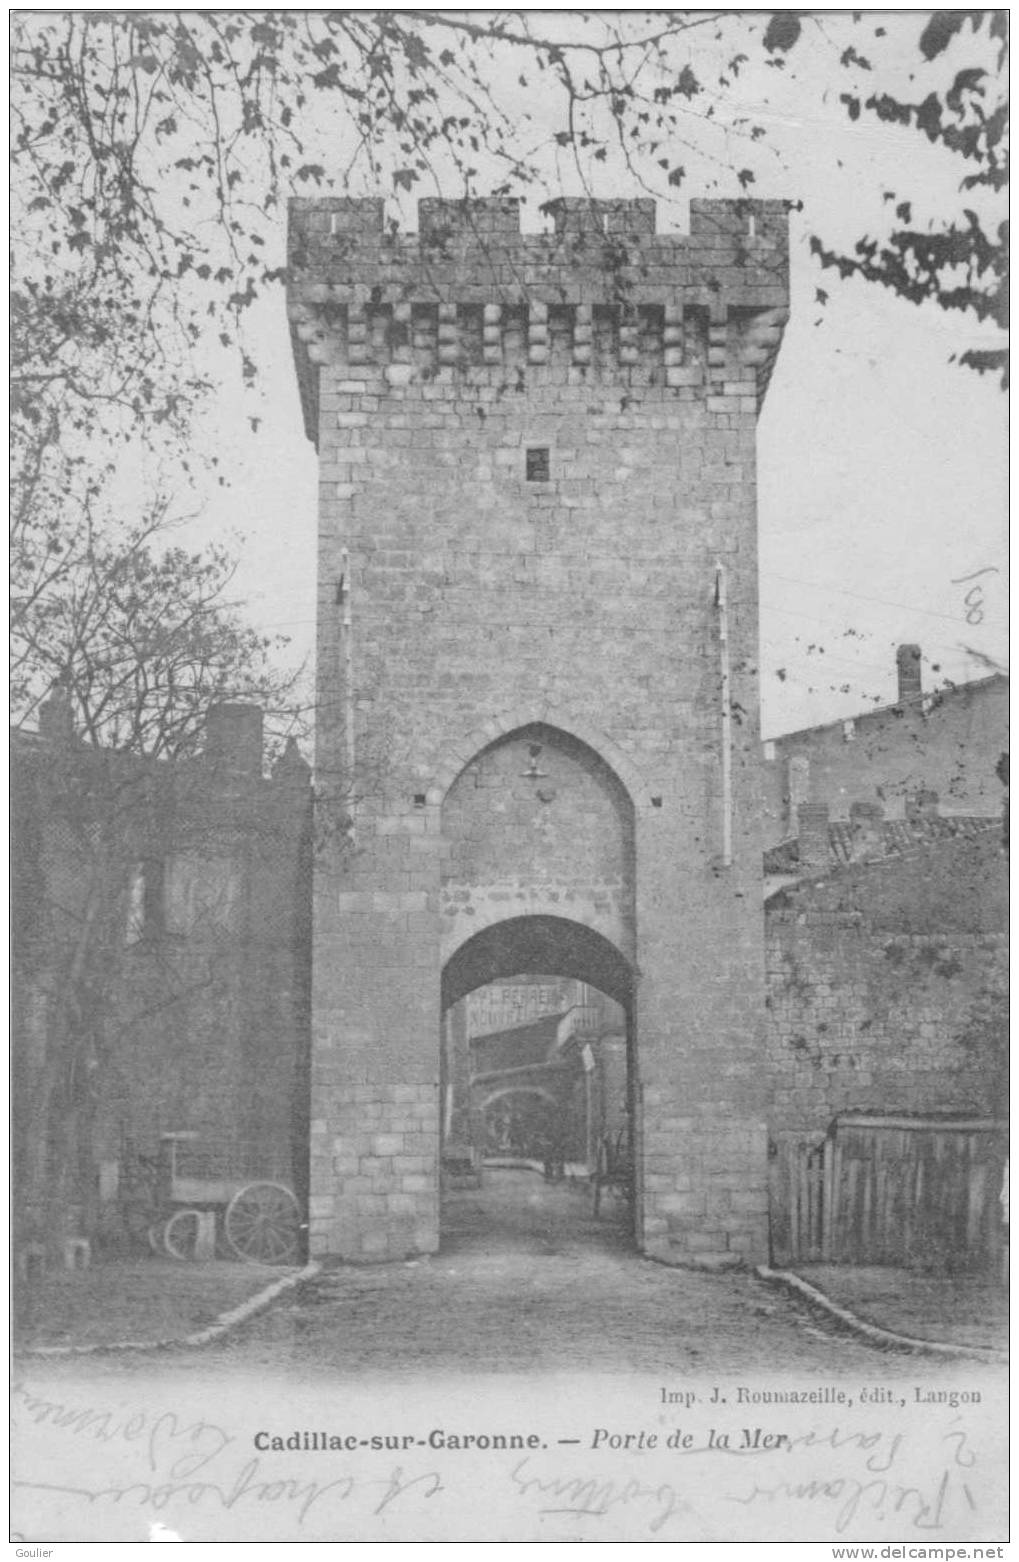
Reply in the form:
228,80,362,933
9,10,1007,746
807,10,1008,383
11,9,1007,472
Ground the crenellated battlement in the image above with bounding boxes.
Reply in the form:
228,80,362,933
288,193,788,253
288,196,789,442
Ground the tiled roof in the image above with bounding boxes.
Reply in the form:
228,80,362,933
764,814,1001,876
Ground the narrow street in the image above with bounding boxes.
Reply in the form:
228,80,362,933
211,1169,979,1380
35,1167,984,1382
15,1171,1006,1543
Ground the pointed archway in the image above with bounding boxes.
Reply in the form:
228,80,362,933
439,722,637,973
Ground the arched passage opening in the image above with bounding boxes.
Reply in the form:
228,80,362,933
442,915,633,1012
440,916,637,1254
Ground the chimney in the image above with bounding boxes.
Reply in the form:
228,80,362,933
905,788,939,822
786,754,810,832
797,802,830,872
271,735,311,789
38,687,74,744
896,643,923,704
204,702,264,775
849,800,885,861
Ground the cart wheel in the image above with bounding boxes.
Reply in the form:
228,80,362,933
224,1182,300,1264
163,1208,202,1261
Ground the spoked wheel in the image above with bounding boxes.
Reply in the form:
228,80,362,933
163,1208,203,1261
224,1182,300,1264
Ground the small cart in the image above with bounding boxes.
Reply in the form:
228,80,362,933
151,1132,302,1264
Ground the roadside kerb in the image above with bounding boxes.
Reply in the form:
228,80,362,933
757,1264,1008,1365
14,1261,321,1358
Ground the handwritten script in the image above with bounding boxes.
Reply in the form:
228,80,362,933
10,1377,1005,1542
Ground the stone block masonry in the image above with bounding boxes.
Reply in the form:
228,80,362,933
289,196,789,1263
308,1082,439,1261
763,828,1008,1264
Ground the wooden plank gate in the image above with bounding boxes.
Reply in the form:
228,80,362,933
780,1115,1007,1274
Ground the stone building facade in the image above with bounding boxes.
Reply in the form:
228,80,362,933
763,803,1007,1269
288,194,790,1264
11,698,312,1257
451,980,627,1172
762,645,1007,841
15,192,1005,1279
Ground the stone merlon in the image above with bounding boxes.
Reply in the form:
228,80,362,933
287,195,790,443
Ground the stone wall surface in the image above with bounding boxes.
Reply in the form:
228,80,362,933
11,721,312,1252
441,727,635,965
292,196,790,1263
763,675,1008,840
100,772,312,1178
764,830,1008,1257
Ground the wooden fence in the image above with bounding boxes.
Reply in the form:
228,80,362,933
778,1115,1007,1273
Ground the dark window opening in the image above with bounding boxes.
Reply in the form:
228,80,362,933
547,305,575,367
457,304,485,367
526,447,550,483
411,302,438,367
367,304,393,361
638,305,665,371
413,793,427,808
592,304,620,371
502,304,528,365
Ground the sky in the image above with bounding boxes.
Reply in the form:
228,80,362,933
165,8,1008,742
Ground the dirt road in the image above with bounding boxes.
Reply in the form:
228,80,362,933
15,1170,1005,1545
198,1168,945,1379
19,1171,995,1382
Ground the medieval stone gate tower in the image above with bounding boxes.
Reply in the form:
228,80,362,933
288,195,788,1265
